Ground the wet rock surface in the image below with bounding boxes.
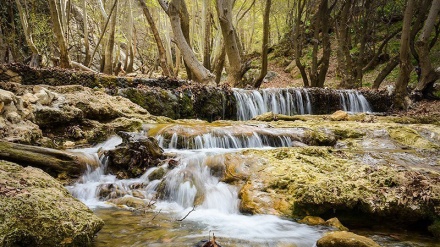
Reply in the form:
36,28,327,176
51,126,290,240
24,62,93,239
105,132,164,179
316,231,380,247
0,160,104,246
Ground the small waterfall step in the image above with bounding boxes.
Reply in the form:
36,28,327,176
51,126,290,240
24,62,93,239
153,124,306,149
233,88,373,121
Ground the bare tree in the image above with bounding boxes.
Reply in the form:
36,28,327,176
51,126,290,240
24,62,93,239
394,0,415,109
49,0,71,68
138,0,173,77
160,0,215,84
414,0,440,98
254,0,271,88
15,0,40,67
103,0,118,74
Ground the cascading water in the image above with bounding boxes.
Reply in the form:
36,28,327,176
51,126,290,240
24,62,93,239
68,124,326,246
338,90,372,113
233,88,312,121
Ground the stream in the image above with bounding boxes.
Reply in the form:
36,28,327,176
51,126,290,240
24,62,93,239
66,89,439,246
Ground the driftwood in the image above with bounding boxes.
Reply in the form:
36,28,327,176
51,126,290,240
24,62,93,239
0,140,98,177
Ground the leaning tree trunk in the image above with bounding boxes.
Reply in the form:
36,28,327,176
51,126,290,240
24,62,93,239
15,0,40,67
414,0,440,97
216,0,245,86
49,0,71,69
138,0,173,77
168,0,215,84
394,0,415,109
254,0,271,88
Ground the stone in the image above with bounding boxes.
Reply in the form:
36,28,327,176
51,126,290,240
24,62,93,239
5,111,21,124
148,167,166,181
34,89,52,105
0,161,104,246
330,110,349,121
325,217,349,231
299,216,326,225
22,93,39,104
0,89,15,105
316,231,380,247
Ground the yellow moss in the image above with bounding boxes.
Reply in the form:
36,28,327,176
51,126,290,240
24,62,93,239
388,126,439,150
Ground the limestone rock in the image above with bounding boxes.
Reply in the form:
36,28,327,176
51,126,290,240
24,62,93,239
0,161,104,246
325,217,349,231
316,231,380,247
299,216,325,225
330,110,348,121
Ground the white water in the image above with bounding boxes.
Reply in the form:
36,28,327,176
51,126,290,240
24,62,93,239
338,90,372,113
68,127,325,246
233,88,312,121
156,125,305,149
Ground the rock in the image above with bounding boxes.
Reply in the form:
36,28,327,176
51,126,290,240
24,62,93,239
106,132,164,178
5,111,21,124
325,217,349,231
0,161,104,246
22,93,39,104
299,216,325,225
34,89,53,105
148,167,166,181
108,196,148,209
330,110,348,121
316,231,380,247
428,219,440,239
0,89,15,104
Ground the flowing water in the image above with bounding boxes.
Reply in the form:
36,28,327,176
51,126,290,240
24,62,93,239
68,126,328,247
232,88,372,121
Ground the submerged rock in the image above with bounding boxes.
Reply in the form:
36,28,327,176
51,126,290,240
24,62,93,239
316,231,380,247
0,161,104,246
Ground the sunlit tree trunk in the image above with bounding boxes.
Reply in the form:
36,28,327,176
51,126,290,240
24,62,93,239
49,0,71,68
216,0,247,86
103,0,118,74
202,0,212,70
164,0,215,84
82,0,90,65
138,0,173,77
254,0,271,88
394,0,415,109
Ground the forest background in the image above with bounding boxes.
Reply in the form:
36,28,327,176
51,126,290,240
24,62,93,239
0,0,439,109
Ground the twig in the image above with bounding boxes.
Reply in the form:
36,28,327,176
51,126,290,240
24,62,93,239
176,206,195,221
151,209,162,220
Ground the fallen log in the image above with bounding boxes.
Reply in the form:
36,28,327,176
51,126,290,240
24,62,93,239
0,140,98,177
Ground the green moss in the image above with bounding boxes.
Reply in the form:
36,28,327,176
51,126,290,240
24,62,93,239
428,219,440,239
388,126,439,150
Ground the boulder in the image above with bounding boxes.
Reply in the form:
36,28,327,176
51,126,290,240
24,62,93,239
316,231,380,247
330,110,348,121
298,216,325,225
325,217,349,231
0,161,104,246
106,132,164,178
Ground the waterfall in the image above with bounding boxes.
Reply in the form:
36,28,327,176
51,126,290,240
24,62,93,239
68,126,324,246
233,88,312,121
155,124,306,149
338,90,372,113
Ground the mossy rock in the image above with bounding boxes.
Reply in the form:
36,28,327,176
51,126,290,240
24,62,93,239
316,231,380,247
0,161,104,246
388,126,439,150
428,219,440,239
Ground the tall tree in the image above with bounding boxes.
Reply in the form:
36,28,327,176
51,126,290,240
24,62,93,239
138,0,173,77
82,0,90,65
216,0,249,87
103,0,118,74
394,0,415,109
414,0,440,98
49,0,71,68
15,0,40,67
160,0,215,84
254,0,271,88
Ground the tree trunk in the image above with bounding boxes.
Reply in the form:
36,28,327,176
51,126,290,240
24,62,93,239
372,54,399,89
414,0,440,96
103,0,118,74
49,0,71,69
202,0,212,70
254,0,271,88
168,0,215,84
0,140,97,178
294,0,310,87
82,0,91,65
216,0,245,86
335,0,354,88
179,0,193,80
15,0,40,67
138,0,173,77
394,0,415,109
